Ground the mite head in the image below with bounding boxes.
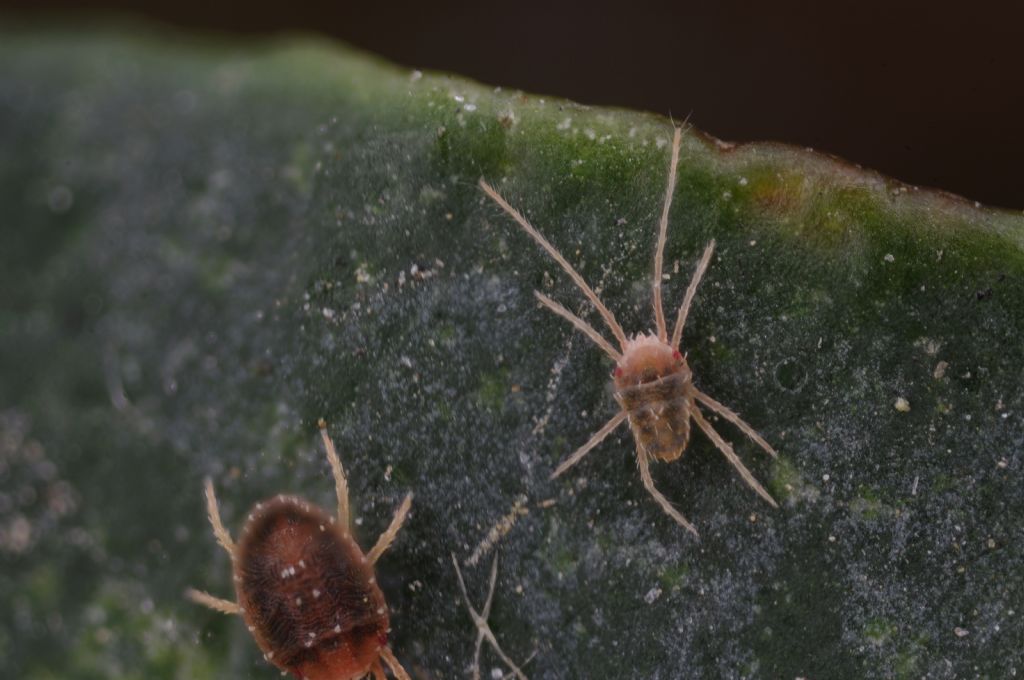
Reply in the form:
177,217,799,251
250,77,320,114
613,334,690,389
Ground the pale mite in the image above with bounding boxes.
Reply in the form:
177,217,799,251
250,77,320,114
186,420,413,679
480,126,779,536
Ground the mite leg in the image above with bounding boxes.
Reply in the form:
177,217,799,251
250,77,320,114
693,389,778,458
184,588,241,615
465,572,486,680
652,125,683,342
473,627,485,680
670,240,716,350
318,419,350,529
534,291,622,361
370,660,387,680
367,492,413,565
203,478,236,558
468,555,493,680
636,449,699,536
500,650,539,680
379,646,411,680
550,410,628,480
472,553,499,680
452,554,529,680
691,408,778,508
479,179,628,351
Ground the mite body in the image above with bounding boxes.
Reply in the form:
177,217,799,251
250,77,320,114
235,497,387,679
187,421,412,680
613,335,693,461
481,126,779,536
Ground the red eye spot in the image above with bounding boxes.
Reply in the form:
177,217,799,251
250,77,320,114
613,366,623,378
672,351,683,362
377,630,389,645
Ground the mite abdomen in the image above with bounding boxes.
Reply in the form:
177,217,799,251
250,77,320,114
616,372,692,462
233,496,388,680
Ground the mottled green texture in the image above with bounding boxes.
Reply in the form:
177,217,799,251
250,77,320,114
1,26,1023,680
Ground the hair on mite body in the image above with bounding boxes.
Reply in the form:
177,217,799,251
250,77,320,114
479,125,779,536
186,419,413,680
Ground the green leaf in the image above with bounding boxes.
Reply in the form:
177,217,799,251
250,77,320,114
1,25,1022,679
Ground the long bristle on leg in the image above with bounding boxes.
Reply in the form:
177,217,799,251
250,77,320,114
550,410,628,480
479,179,628,350
693,389,778,458
366,492,413,565
691,408,778,508
670,240,716,350
636,448,698,536
185,588,241,615
204,478,236,558
534,291,622,361
652,125,683,342
317,418,350,529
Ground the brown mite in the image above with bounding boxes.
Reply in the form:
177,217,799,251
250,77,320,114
186,420,413,679
480,126,779,536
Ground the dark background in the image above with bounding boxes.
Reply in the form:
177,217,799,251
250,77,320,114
5,0,1023,209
